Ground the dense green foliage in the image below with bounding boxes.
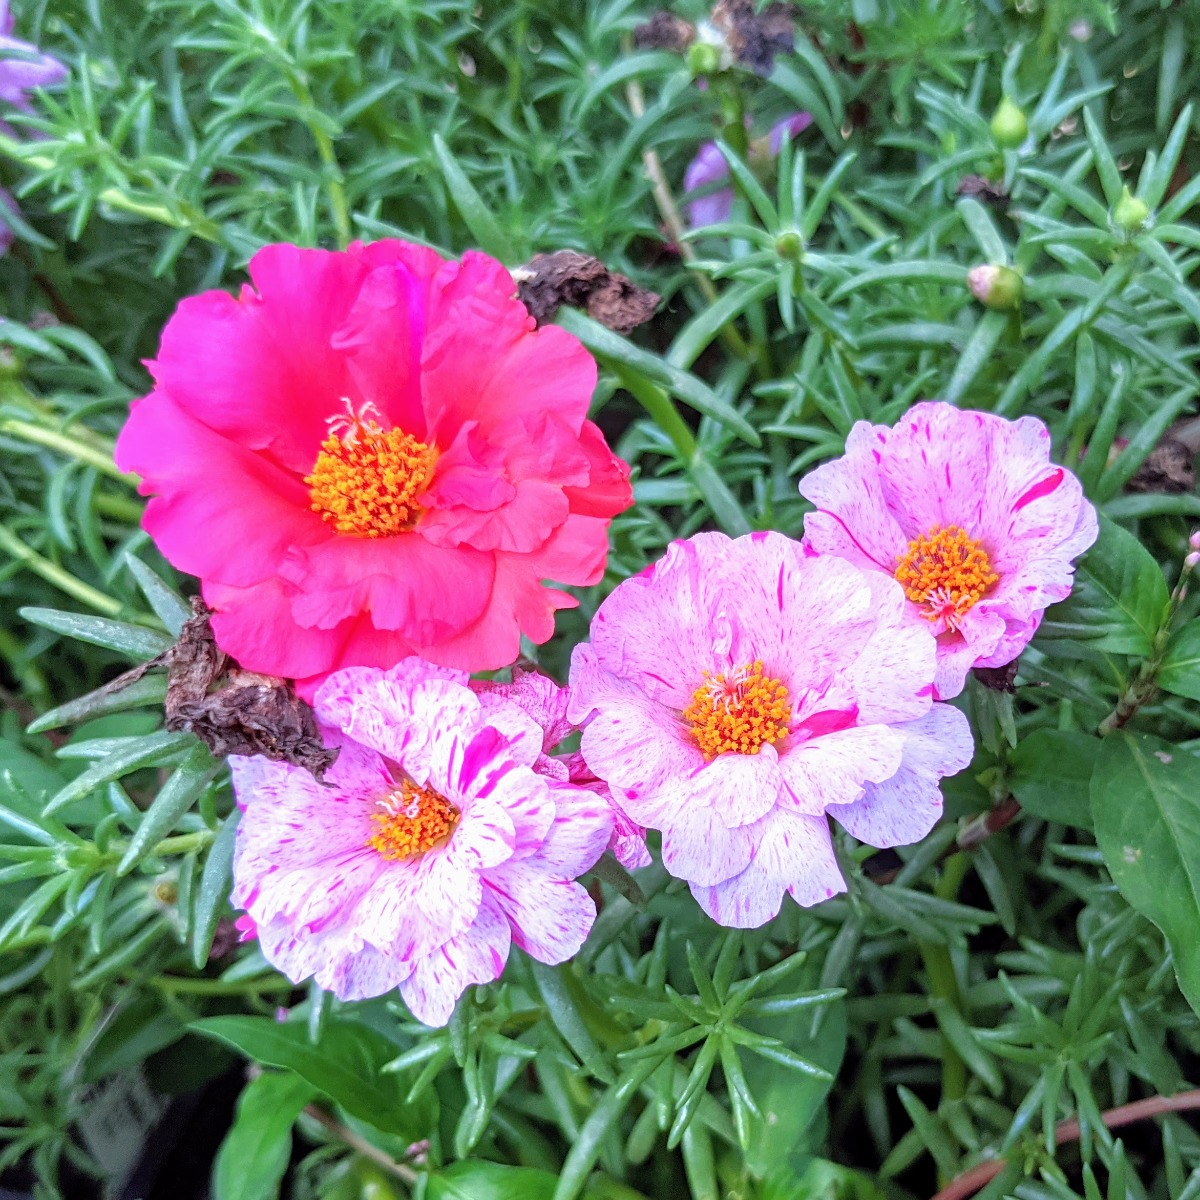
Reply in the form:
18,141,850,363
3,1,1200,1198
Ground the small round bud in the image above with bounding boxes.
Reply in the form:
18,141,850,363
967,264,1023,310
1185,550,1200,573
687,41,721,76
774,230,804,261
1113,185,1151,231
991,97,1028,149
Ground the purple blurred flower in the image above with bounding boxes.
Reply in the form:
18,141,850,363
0,1,65,256
683,112,812,228
0,1,67,118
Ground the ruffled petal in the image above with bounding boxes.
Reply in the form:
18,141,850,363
398,892,512,1026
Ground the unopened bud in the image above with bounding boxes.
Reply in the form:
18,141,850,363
967,264,1023,310
990,97,1028,149
1113,185,1150,231
1189,530,1200,553
775,230,804,261
1185,550,1200,573
686,40,721,76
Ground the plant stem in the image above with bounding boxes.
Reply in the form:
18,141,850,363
0,525,123,615
0,418,131,483
931,1088,1200,1200
289,75,352,248
305,1104,419,1185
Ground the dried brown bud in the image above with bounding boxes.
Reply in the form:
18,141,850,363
710,0,797,74
515,250,659,335
158,600,338,781
633,12,695,52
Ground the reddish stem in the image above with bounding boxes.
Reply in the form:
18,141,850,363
931,1089,1200,1200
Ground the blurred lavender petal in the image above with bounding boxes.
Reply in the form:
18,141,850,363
767,110,814,154
0,1,67,114
683,110,811,229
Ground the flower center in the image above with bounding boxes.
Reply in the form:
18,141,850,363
305,399,437,538
368,779,460,861
682,660,792,760
894,525,999,627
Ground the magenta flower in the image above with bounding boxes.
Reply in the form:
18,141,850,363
683,112,812,228
0,2,66,125
799,402,1098,699
567,532,972,928
230,659,614,1026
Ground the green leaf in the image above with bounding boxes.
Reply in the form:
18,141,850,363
526,960,615,1083
1158,620,1200,702
957,197,1007,262
43,730,195,816
192,1015,432,1140
1039,516,1169,656
26,674,168,735
1091,733,1200,1015
125,555,191,635
1007,730,1096,828
193,809,241,967
428,1162,558,1200
118,742,219,873
743,998,846,1176
557,308,760,446
19,607,171,660
432,133,520,264
213,1071,316,1200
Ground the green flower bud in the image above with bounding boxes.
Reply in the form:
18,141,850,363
774,231,804,261
967,264,1023,310
990,96,1028,149
686,41,721,77
1113,185,1151,231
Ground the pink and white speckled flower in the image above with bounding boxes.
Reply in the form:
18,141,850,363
567,531,973,928
230,659,613,1026
799,401,1098,699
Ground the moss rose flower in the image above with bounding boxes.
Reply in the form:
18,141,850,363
115,240,632,679
231,659,614,1026
568,531,973,928
799,401,1097,698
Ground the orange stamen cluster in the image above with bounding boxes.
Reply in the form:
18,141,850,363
305,400,436,538
894,525,999,626
682,660,792,760
368,780,460,861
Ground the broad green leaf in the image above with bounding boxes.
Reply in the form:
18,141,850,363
213,1071,316,1200
1039,516,1169,656
192,1015,433,1140
1091,733,1200,1015
743,997,846,1176
1007,730,1096,828
428,1162,557,1200
1158,620,1200,702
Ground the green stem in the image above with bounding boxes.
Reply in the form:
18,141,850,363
0,525,123,615
151,831,215,857
151,975,294,996
289,76,351,247
0,419,132,484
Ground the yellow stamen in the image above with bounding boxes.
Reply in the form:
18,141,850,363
368,780,459,861
305,399,436,538
682,660,792,760
894,525,999,627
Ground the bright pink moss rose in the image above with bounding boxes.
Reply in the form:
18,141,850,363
568,532,973,928
800,402,1097,699
231,660,614,1026
115,241,632,677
